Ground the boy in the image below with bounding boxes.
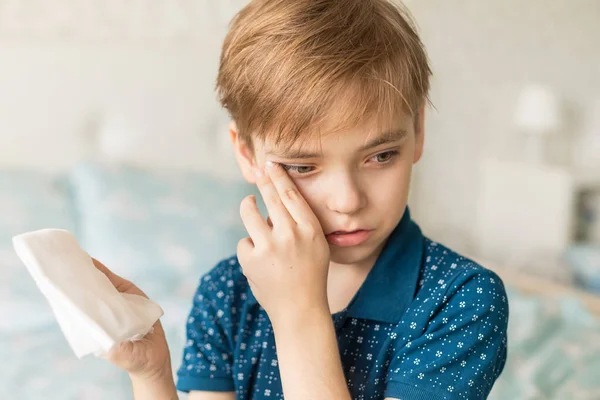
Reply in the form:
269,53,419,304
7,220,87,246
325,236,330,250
97,0,508,399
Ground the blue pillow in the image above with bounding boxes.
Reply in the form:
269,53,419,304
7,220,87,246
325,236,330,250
0,170,76,329
68,162,258,299
0,170,75,241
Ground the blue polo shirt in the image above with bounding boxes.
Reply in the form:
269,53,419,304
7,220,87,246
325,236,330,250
176,209,509,399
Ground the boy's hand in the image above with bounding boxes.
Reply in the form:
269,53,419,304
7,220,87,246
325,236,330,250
91,258,173,383
238,161,331,326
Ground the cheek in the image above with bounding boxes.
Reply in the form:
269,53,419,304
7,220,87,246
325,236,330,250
291,179,327,218
368,162,413,204
292,179,319,208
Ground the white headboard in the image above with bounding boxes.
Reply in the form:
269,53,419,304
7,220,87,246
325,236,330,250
0,0,251,180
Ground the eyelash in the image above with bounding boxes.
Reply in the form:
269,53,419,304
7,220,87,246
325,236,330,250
281,150,400,175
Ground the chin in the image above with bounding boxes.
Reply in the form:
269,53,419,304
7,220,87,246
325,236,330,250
328,242,379,266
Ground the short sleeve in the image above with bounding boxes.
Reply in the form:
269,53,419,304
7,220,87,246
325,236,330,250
176,275,236,393
385,271,509,400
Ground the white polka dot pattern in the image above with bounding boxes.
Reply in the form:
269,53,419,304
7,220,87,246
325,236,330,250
176,239,508,399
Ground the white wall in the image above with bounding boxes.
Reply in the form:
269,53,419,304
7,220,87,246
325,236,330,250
1,0,599,258
0,1,247,176
406,0,600,255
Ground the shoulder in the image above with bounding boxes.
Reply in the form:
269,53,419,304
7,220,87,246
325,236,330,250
420,238,507,295
389,239,509,400
191,254,251,311
197,254,246,288
415,238,509,318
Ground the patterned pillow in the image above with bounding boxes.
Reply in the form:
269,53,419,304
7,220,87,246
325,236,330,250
68,162,258,300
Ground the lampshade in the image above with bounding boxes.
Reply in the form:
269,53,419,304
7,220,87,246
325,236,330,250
514,84,563,135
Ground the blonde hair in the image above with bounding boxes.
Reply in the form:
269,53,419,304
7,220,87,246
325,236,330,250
216,0,432,149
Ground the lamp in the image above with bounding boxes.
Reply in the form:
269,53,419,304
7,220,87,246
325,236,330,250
514,84,563,164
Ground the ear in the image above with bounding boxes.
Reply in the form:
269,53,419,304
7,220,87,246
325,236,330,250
229,122,260,184
413,105,425,164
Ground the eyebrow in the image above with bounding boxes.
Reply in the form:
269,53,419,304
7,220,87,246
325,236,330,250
266,129,407,160
358,129,407,152
265,147,322,159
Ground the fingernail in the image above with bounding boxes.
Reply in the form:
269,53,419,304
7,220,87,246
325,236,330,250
265,161,276,169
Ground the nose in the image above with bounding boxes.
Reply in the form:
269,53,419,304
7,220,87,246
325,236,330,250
325,172,367,215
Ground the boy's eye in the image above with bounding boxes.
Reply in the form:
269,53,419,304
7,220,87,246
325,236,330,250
372,150,399,164
281,165,315,174
279,151,399,174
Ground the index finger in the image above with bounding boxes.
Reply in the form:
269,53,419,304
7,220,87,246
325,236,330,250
264,161,320,227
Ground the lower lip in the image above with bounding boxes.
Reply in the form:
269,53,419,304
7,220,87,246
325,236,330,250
326,230,373,247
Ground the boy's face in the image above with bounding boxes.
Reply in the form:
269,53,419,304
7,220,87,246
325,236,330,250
230,106,425,268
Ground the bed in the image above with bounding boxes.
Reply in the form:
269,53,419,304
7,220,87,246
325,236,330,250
485,265,600,399
3,173,600,400
1,2,600,399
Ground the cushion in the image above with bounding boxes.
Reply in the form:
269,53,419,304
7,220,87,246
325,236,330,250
0,169,76,330
68,161,258,299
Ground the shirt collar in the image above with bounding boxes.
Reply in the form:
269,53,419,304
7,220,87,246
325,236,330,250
245,207,424,324
344,207,424,323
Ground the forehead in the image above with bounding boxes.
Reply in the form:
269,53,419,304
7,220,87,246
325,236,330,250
260,111,412,155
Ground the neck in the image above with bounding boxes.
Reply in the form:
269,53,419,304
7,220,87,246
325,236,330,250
326,240,387,314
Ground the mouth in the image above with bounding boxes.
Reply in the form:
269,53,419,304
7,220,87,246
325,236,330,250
325,229,374,247
326,227,366,235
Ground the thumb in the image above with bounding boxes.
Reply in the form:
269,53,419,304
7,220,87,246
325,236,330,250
91,257,123,286
91,257,148,299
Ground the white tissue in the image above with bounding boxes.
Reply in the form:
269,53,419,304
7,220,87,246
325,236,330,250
12,229,164,359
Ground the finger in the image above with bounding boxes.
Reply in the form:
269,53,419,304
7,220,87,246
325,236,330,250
265,162,320,227
92,258,148,298
92,257,124,287
237,236,254,254
255,166,295,227
237,237,255,272
240,195,270,244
